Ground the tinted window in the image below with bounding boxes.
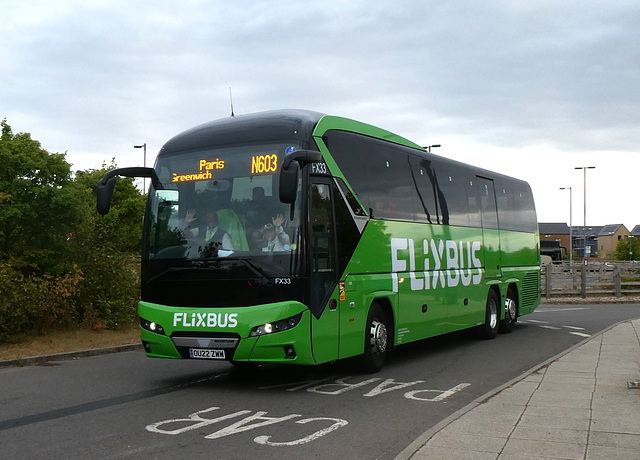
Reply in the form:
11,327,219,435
323,131,424,221
478,177,499,230
409,156,438,224
433,162,481,227
325,129,534,232
332,178,363,275
310,182,336,313
495,178,537,232
334,177,367,217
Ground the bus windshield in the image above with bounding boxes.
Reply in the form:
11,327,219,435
146,142,301,272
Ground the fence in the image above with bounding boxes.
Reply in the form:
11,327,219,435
541,262,640,299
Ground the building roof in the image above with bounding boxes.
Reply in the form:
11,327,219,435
572,226,604,237
539,223,640,238
539,222,570,235
597,224,628,236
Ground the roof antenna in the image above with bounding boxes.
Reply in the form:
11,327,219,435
229,87,235,117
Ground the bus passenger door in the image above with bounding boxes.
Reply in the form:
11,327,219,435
477,177,502,280
309,181,340,363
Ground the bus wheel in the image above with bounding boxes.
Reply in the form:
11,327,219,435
499,290,518,334
478,290,499,340
360,303,389,373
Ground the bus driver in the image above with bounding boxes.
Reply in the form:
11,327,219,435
184,208,233,251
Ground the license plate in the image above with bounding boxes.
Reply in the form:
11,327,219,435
189,348,226,359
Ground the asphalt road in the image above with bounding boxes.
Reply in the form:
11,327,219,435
1,303,638,459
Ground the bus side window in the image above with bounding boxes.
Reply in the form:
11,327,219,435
310,183,337,314
495,179,537,233
411,156,438,224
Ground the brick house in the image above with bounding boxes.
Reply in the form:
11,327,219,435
597,224,630,258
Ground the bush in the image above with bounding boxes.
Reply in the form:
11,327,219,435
75,253,140,329
26,266,83,334
0,265,85,341
0,265,31,343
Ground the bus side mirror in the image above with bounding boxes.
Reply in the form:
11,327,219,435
96,166,156,215
278,150,323,204
279,161,300,204
97,176,118,215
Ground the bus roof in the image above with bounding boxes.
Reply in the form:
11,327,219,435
159,109,325,156
157,109,532,189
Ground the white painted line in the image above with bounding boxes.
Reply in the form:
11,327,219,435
562,325,586,330
539,325,561,330
570,332,591,338
526,319,548,324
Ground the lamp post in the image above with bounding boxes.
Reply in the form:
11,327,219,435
424,144,441,153
575,166,595,260
134,143,147,192
560,187,573,267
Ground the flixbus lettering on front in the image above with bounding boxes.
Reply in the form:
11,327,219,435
173,312,238,328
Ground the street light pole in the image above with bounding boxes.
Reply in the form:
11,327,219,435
134,143,147,192
424,144,441,153
575,166,595,260
560,187,573,267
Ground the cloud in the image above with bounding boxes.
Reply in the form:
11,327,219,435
3,0,640,227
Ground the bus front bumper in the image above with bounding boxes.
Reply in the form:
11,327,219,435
138,301,316,365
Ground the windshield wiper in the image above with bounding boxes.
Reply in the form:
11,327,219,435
146,257,272,286
146,261,221,283
239,259,272,286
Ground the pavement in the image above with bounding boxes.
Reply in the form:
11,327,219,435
397,318,640,460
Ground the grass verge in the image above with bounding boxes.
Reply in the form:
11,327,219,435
0,324,140,361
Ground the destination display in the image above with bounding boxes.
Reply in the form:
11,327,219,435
171,154,278,183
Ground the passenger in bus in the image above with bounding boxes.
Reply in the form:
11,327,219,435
184,208,233,251
245,187,268,224
261,214,290,252
246,186,277,249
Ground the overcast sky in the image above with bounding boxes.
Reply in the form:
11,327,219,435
3,0,639,230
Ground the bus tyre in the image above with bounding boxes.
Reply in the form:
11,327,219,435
499,290,518,334
478,290,500,340
360,303,389,373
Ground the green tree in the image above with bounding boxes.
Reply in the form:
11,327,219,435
0,119,81,276
73,164,146,254
0,120,147,340
0,119,84,340
613,237,640,261
70,164,147,328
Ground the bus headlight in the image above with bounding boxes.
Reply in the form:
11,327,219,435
141,317,166,335
249,313,302,337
